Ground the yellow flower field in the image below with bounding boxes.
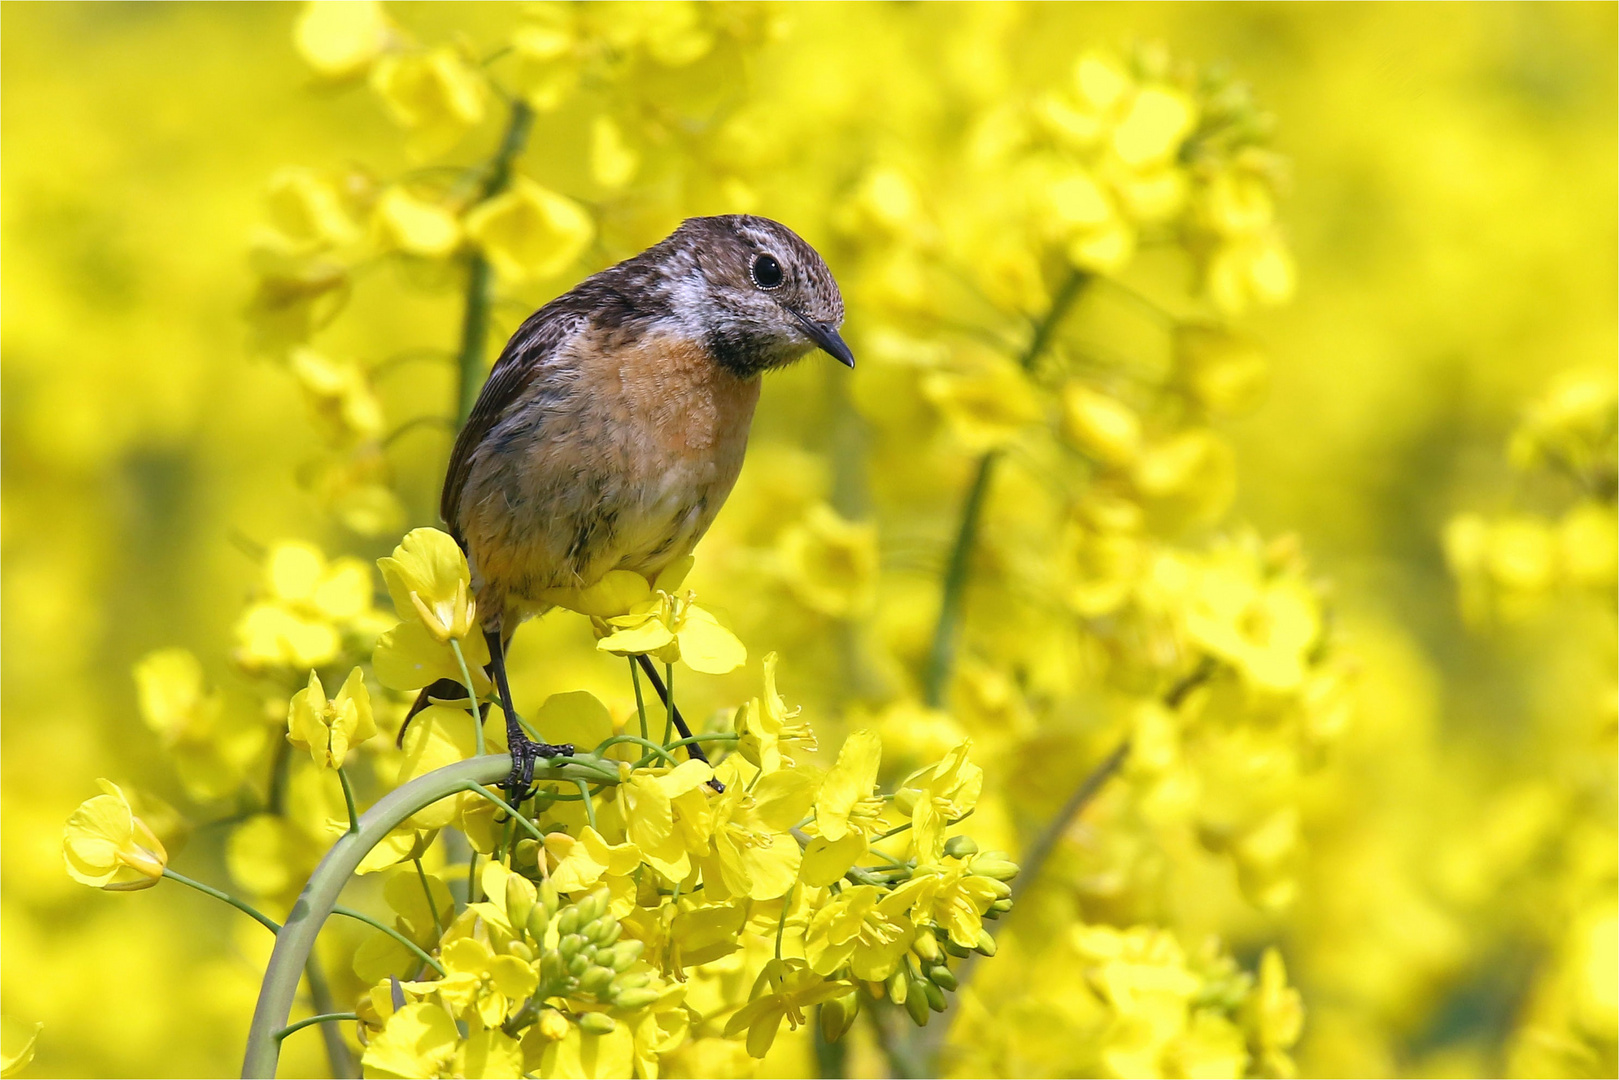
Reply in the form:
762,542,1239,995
1,4,1613,1078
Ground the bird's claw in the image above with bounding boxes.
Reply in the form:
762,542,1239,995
503,736,575,802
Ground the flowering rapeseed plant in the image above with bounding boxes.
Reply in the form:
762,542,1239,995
11,3,1614,1079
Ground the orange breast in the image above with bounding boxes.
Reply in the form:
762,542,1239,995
605,332,761,464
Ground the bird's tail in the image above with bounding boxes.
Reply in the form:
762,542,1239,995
396,677,476,748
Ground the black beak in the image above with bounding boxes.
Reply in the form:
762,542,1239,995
789,308,856,368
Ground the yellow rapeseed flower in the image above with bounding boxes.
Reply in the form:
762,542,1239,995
286,667,375,769
596,589,746,675
802,730,884,887
378,527,478,643
294,0,390,81
777,504,879,618
464,176,594,282
724,958,853,1059
370,46,486,158
63,780,169,891
804,884,916,982
360,1000,459,1079
373,187,462,259
0,1018,41,1080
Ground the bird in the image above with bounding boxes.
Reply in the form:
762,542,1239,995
404,214,854,792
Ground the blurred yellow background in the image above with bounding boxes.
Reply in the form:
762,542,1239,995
2,3,1613,1078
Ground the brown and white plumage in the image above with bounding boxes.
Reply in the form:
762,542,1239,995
419,214,852,784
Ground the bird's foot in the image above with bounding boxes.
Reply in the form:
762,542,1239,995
503,733,575,802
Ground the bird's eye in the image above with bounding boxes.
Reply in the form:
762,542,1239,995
750,253,784,290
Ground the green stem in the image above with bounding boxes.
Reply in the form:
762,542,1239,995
922,452,999,708
163,868,281,935
242,753,604,1078
413,857,444,936
449,638,486,758
337,766,360,835
457,100,535,423
462,782,547,844
921,269,1090,708
596,734,679,767
575,779,598,832
333,905,445,976
629,658,649,741
276,1013,360,1042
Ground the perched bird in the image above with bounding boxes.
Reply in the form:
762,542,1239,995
407,214,853,790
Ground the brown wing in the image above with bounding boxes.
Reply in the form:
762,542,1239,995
440,304,589,543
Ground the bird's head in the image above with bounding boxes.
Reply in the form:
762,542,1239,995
666,214,854,378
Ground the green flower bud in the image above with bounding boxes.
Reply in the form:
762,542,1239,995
943,835,979,859
579,965,615,997
820,992,858,1043
526,904,552,943
974,930,997,957
983,905,1002,921
984,878,1013,900
610,971,652,995
990,898,1013,913
904,985,931,1026
942,936,973,959
539,879,560,916
506,940,535,963
506,877,536,929
912,933,942,964
578,888,609,924
558,932,587,959
611,987,662,1011
577,1012,617,1035
922,978,946,1013
540,952,566,985
970,854,1019,881
593,920,622,947
557,907,582,937
567,954,591,979
887,970,909,1005
928,965,957,992
605,940,645,971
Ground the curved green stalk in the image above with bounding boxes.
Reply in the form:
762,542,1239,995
241,753,606,1078
163,868,281,935
337,766,360,835
276,1013,360,1042
332,905,445,976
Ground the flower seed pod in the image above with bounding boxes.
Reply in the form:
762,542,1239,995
943,835,979,859
887,970,909,1005
820,992,859,1043
929,965,957,992
577,1012,617,1035
974,930,997,957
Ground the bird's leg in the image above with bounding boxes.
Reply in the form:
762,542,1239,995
633,655,724,793
486,627,572,800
